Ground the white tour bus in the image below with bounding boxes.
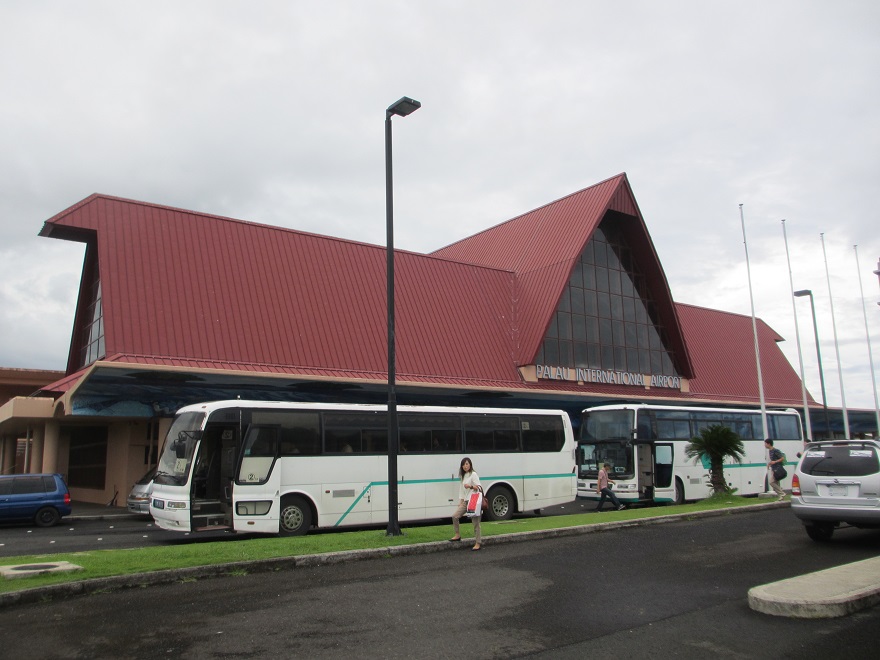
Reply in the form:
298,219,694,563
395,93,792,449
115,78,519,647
150,400,577,535
577,403,804,505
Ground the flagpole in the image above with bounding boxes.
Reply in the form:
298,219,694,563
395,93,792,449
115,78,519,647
821,233,850,438
740,204,768,440
782,219,813,440
854,245,880,437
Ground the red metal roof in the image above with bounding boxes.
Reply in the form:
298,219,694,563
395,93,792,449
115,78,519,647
41,195,517,384
676,303,815,406
37,177,811,408
431,174,691,374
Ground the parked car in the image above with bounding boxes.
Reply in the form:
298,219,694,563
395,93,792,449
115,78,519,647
127,467,155,515
0,473,72,527
791,439,880,541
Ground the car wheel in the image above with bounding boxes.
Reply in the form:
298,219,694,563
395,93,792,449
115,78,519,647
278,496,313,536
484,485,514,521
805,522,834,542
34,507,61,528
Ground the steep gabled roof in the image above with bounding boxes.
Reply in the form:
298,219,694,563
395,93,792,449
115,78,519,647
40,194,519,386
37,179,811,409
431,174,693,375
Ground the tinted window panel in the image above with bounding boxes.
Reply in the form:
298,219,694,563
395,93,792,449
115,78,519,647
12,477,45,494
522,416,565,452
464,416,520,452
801,446,880,477
324,412,387,453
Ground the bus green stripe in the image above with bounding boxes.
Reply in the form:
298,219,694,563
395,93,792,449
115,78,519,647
333,473,575,527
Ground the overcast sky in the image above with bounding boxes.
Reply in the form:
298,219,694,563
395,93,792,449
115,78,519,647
1,1,878,412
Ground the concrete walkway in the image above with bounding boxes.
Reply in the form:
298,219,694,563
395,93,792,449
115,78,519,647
748,555,880,618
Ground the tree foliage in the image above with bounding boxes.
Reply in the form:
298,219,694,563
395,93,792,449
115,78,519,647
685,424,746,495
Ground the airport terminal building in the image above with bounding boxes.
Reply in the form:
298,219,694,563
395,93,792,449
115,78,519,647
0,173,870,505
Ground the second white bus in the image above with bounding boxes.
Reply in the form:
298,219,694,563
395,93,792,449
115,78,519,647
150,401,577,535
577,404,804,504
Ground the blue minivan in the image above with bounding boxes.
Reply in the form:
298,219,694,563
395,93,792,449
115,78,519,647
0,473,72,527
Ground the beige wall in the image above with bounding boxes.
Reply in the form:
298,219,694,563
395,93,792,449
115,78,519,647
66,419,165,507
4,415,170,507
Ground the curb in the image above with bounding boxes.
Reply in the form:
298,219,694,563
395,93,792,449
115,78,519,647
748,555,880,618
0,501,787,610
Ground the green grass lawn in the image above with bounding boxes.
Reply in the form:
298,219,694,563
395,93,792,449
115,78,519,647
0,495,778,594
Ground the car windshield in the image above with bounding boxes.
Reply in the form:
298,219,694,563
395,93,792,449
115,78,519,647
800,444,880,477
135,467,156,486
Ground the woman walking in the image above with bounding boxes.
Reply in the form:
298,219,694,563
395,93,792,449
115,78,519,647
450,457,482,551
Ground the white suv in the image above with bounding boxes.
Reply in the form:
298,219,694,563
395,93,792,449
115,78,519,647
791,439,880,542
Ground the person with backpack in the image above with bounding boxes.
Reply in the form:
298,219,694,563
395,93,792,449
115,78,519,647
764,439,787,501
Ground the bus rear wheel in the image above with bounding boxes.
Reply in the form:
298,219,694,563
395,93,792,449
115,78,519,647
484,486,514,521
279,496,312,536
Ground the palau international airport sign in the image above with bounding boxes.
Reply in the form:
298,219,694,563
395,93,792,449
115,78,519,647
525,364,687,392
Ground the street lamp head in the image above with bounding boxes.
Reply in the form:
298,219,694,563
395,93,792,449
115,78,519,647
387,96,421,118
793,289,812,298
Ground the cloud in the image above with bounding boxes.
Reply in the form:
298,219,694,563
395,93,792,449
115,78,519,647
1,1,878,409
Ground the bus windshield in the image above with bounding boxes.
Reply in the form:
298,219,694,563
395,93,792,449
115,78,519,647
154,411,206,486
578,441,634,478
581,409,634,441
578,409,635,479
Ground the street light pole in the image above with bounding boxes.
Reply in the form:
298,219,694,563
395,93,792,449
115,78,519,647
385,96,420,536
794,290,831,438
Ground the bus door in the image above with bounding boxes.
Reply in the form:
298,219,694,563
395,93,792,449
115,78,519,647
233,425,281,534
635,443,655,499
190,424,238,531
652,443,675,503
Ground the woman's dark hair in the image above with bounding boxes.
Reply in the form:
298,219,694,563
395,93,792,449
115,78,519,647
459,457,474,478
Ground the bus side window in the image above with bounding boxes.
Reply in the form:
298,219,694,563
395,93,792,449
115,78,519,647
363,430,388,453
239,426,277,483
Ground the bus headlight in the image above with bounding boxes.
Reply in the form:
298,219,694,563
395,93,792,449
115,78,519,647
237,501,272,516
167,501,188,510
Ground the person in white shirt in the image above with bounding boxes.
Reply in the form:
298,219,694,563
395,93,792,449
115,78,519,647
450,457,482,550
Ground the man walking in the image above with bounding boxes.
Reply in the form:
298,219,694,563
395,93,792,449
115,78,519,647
596,462,625,511
765,439,786,501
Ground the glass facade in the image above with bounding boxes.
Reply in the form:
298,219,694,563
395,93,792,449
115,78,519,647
536,219,680,376
78,277,105,368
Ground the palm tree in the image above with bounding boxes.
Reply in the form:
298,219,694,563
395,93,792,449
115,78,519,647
685,425,746,495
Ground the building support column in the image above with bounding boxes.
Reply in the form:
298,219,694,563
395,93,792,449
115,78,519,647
42,421,59,474
30,425,45,475
0,435,14,474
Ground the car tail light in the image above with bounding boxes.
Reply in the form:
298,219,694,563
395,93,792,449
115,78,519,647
791,474,801,496
64,493,71,504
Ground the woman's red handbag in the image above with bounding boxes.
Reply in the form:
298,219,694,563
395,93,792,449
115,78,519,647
465,490,483,517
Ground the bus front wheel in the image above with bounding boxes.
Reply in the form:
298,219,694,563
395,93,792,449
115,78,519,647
484,486,514,521
673,478,685,506
279,496,313,536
